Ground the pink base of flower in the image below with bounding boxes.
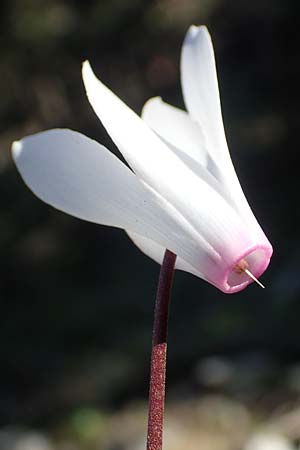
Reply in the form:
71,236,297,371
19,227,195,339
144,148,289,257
216,244,273,294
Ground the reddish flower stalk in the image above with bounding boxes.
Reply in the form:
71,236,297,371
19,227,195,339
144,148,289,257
147,249,177,450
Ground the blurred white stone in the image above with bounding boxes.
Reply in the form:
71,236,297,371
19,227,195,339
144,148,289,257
285,364,300,392
196,353,278,394
195,356,234,388
244,432,293,450
0,429,55,450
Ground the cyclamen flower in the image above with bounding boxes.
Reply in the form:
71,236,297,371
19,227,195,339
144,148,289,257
12,25,272,293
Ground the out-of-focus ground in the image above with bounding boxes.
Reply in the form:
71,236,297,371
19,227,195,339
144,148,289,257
1,0,300,448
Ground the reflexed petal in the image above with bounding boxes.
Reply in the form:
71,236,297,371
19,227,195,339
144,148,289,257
11,129,224,281
141,97,258,223
82,61,222,208
142,97,208,166
142,96,235,206
12,129,154,229
82,61,181,190
181,26,269,237
82,61,222,216
181,25,227,160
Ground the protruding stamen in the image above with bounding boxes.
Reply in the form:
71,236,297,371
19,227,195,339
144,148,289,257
244,268,265,289
233,259,265,289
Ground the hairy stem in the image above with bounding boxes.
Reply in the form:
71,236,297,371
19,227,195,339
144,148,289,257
146,249,177,450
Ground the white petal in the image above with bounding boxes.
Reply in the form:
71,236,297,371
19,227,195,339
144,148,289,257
82,61,222,213
82,61,221,207
11,129,225,277
142,96,235,207
181,25,228,161
12,129,151,229
141,97,259,224
142,96,208,167
181,26,268,237
82,61,179,188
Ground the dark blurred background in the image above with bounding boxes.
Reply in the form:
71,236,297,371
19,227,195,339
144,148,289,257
1,0,300,449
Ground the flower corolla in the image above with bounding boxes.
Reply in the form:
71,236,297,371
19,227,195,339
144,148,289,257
12,26,273,293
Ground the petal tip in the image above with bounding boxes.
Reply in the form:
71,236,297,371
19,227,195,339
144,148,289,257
82,61,101,97
82,59,91,70
185,24,211,46
141,96,162,118
189,24,207,31
188,24,208,33
11,140,23,162
82,60,93,83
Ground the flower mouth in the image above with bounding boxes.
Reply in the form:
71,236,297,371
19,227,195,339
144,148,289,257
224,246,272,294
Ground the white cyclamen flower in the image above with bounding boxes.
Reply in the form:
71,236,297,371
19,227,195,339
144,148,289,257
12,25,273,293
